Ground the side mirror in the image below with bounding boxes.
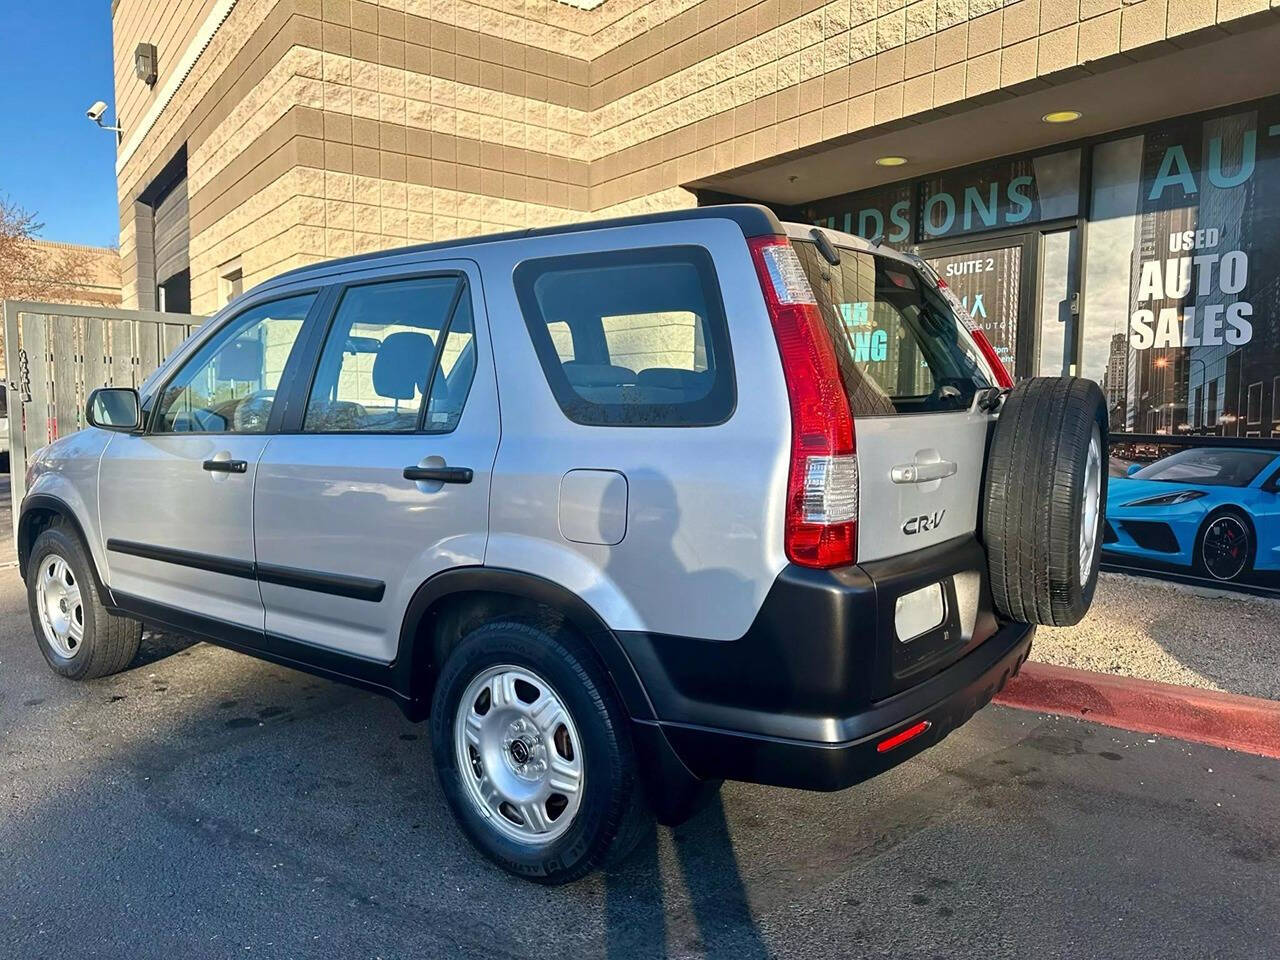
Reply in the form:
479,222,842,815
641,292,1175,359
1126,463,1142,476
87,387,142,432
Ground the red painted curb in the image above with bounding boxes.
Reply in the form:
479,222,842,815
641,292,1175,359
994,661,1280,760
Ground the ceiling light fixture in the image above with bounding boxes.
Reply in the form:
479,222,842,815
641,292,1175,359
875,156,908,167
1042,110,1082,124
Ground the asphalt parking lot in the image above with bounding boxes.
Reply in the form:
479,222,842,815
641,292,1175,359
2,566,1279,960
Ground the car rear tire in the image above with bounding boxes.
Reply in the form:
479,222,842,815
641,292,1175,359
430,619,651,884
1194,509,1254,582
27,520,142,680
982,377,1108,627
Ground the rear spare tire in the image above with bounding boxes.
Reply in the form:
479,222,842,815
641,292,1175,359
982,377,1107,627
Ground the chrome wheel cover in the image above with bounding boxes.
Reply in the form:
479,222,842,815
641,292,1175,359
453,665,584,845
1079,426,1103,586
36,554,85,659
1202,515,1249,581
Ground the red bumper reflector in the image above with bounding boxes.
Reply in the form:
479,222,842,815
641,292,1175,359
876,720,932,753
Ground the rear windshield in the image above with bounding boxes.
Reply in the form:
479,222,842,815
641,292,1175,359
1132,448,1276,487
791,240,992,416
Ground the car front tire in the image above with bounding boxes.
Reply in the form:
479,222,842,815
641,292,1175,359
1194,509,1254,582
27,520,142,680
430,619,650,884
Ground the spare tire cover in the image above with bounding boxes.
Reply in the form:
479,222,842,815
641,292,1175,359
982,377,1108,627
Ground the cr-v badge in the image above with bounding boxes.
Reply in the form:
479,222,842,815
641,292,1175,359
903,510,945,535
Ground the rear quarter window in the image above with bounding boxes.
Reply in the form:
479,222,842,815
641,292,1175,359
513,246,735,426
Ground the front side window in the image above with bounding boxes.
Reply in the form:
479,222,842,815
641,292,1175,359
303,276,474,434
152,293,314,433
514,246,734,426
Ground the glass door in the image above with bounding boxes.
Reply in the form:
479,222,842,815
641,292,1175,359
924,237,1036,378
1036,227,1082,377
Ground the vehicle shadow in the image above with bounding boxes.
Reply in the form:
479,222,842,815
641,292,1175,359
605,797,769,959
130,627,200,668
0,651,769,959
601,466,770,957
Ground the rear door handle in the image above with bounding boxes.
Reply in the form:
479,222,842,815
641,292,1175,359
403,465,473,484
890,460,957,484
203,459,248,474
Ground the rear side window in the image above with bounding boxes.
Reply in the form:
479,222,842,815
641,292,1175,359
791,240,991,416
514,246,734,426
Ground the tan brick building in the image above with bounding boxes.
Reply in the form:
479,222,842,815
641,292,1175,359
111,0,1280,433
23,241,123,309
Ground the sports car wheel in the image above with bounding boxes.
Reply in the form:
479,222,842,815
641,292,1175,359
1196,511,1253,582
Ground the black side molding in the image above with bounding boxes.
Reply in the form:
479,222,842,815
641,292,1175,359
106,539,255,579
258,562,385,602
106,539,385,602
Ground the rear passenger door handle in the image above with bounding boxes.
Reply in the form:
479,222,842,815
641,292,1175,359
203,459,248,474
403,465,473,484
890,460,957,484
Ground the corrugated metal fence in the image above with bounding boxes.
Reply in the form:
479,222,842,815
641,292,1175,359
3,300,202,518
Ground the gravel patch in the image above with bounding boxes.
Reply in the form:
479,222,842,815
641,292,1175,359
1033,572,1280,701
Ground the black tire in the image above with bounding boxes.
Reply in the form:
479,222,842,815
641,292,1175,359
1194,508,1254,582
27,520,142,680
430,619,651,884
982,377,1108,627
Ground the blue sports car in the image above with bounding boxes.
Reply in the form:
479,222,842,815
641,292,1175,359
1104,447,1280,582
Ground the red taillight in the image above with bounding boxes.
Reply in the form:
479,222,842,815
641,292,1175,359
935,277,1013,388
748,235,857,569
876,719,932,753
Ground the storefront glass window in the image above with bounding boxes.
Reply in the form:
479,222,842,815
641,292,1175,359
803,148,1080,245
1080,100,1280,437
917,149,1081,240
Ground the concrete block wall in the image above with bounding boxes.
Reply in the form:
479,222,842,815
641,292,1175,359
112,0,1280,314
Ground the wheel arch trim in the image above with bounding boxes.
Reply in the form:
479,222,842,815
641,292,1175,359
396,566,657,721
18,494,113,602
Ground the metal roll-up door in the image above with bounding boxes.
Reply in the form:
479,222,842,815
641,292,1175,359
153,177,189,286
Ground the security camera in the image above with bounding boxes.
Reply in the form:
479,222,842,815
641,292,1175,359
86,100,122,138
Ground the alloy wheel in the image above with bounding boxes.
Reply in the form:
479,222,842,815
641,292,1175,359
1202,515,1249,581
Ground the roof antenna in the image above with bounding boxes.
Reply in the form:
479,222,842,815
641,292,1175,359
869,233,885,248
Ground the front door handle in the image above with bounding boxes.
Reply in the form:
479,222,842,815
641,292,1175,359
203,459,248,474
403,465,473,484
890,460,957,484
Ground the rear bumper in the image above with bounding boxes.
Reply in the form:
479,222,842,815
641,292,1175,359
637,618,1032,791
620,535,1031,793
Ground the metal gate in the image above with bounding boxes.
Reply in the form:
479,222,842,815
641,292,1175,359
3,299,203,515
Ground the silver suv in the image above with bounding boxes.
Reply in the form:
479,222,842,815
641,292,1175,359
20,206,1106,884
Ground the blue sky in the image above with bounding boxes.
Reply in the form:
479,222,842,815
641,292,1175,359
0,2,120,248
